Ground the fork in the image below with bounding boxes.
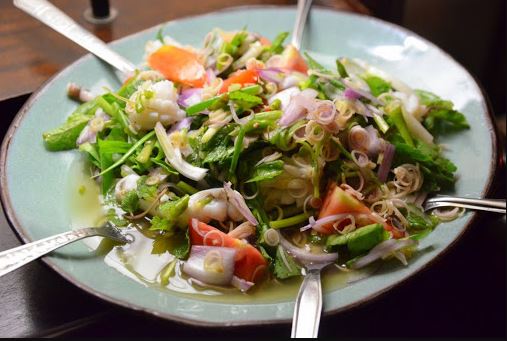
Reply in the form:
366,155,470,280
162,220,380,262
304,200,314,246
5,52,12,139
423,196,506,214
0,224,131,278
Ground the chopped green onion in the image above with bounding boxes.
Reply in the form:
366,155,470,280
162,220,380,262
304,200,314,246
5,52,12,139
176,181,199,195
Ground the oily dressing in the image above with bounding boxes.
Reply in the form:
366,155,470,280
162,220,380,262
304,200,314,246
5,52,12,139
67,158,375,303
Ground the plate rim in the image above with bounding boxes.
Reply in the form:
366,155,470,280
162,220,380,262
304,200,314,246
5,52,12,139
0,4,499,327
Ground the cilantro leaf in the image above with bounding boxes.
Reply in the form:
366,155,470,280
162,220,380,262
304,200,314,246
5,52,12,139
136,176,158,201
150,216,171,232
120,190,139,213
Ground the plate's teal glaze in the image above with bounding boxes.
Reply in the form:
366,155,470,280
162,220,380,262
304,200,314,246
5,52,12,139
0,6,497,326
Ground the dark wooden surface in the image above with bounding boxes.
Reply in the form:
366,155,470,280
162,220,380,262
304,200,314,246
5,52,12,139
0,0,506,338
0,0,366,102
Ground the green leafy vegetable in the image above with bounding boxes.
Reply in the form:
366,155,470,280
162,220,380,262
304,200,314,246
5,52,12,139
423,108,470,136
392,140,457,192
42,114,91,151
136,176,158,201
269,32,289,54
336,59,349,78
274,246,302,279
120,190,139,213
246,160,284,183
95,130,155,178
157,195,190,230
363,75,391,97
150,216,171,232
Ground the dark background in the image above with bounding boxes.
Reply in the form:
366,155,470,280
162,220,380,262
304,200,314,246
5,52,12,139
0,0,505,338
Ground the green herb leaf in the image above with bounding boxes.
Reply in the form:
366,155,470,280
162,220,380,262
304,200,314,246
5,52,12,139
423,108,470,136
158,195,190,226
269,31,289,54
150,216,171,232
274,246,302,279
136,176,158,201
363,75,391,97
120,190,139,213
246,160,284,183
392,140,457,192
42,114,91,151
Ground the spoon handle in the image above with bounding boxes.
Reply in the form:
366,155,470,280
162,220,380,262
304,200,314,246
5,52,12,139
291,0,313,50
13,0,136,75
0,228,98,278
291,268,322,338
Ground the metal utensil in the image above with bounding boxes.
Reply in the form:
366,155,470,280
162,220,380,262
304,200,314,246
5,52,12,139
291,0,313,50
423,196,506,214
291,259,336,338
0,224,131,278
13,0,136,77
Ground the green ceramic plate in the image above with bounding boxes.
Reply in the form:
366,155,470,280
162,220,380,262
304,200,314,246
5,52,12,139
0,6,498,326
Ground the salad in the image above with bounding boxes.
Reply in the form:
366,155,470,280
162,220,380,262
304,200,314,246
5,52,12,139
43,28,470,292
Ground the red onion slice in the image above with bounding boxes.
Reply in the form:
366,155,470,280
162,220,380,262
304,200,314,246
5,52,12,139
168,117,193,134
178,88,203,108
377,142,395,182
224,182,258,226
342,79,384,106
257,67,286,84
351,238,417,269
280,235,338,265
278,88,318,127
344,88,362,100
231,275,255,292
268,86,300,111
182,245,237,285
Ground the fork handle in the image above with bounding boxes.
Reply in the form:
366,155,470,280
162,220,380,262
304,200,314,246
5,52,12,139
430,197,506,209
291,268,322,338
425,201,506,214
13,0,136,75
0,228,98,278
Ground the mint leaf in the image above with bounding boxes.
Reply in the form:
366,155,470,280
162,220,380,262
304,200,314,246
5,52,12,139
246,160,284,183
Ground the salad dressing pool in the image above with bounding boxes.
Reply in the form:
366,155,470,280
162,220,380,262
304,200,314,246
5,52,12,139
67,158,375,303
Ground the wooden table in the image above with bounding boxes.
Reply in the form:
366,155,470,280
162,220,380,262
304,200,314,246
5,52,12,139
0,0,367,102
0,0,505,338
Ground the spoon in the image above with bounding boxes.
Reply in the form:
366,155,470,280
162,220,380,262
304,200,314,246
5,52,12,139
13,0,136,79
280,237,338,338
0,224,131,278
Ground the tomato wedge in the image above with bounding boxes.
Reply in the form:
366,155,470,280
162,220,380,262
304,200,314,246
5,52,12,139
318,182,406,238
218,69,259,94
148,45,206,87
267,45,308,74
189,219,267,283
